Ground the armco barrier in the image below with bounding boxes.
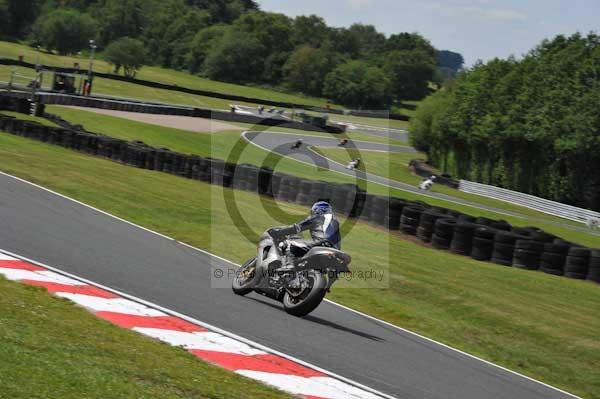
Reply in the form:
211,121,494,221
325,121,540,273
459,180,600,223
2,111,598,285
409,159,459,188
1,90,345,133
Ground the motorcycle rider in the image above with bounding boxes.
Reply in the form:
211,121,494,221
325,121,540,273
269,201,341,271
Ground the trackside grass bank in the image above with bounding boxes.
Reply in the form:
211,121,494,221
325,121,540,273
1,131,599,398
314,147,588,229
0,41,332,109
44,106,600,247
0,275,292,399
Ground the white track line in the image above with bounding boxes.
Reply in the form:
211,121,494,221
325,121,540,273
241,131,520,219
0,171,582,399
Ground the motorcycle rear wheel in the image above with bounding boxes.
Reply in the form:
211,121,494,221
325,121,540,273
232,257,257,296
283,270,327,317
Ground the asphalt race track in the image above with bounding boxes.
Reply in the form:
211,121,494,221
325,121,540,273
232,104,409,142
244,131,596,235
0,173,577,399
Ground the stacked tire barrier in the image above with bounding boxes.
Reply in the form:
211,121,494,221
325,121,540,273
1,112,598,285
0,96,45,116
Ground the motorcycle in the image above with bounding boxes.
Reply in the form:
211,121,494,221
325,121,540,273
232,228,351,316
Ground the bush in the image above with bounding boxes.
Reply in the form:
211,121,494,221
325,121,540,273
202,29,265,84
323,60,391,108
187,24,230,73
104,37,146,78
282,46,342,97
31,8,97,55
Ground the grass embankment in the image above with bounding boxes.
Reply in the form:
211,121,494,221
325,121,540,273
0,110,59,127
0,41,331,108
44,106,599,247
0,274,292,399
315,147,589,230
1,131,599,398
0,65,254,110
1,41,416,124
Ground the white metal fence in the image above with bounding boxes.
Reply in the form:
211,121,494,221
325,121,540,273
459,180,600,224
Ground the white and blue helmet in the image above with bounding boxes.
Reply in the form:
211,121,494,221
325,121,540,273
311,201,332,216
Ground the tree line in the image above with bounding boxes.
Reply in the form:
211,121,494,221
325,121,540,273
0,0,463,108
410,33,600,211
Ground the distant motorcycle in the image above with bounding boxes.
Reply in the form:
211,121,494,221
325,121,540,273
232,228,351,316
419,175,436,191
290,139,303,149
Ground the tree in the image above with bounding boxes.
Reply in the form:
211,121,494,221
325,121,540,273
385,32,436,58
0,0,9,39
346,23,386,57
31,8,97,55
186,0,258,23
410,33,600,210
283,45,342,96
323,60,391,108
187,24,230,73
323,27,361,58
382,49,436,100
104,37,146,77
5,0,41,38
90,0,150,46
202,29,265,83
290,14,329,48
437,50,464,71
233,11,292,53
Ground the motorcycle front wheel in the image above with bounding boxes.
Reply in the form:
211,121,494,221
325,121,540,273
232,257,257,296
283,270,327,317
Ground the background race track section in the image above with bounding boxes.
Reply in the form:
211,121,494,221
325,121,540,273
0,251,387,399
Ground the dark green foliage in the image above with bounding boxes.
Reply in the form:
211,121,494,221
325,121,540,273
382,49,436,100
0,0,9,38
290,14,329,48
410,33,600,211
435,50,465,84
31,8,96,55
202,29,265,83
14,0,461,107
323,60,391,108
385,32,436,58
103,36,145,77
4,0,42,38
283,46,343,97
89,0,148,46
437,50,464,71
185,0,258,23
187,24,230,73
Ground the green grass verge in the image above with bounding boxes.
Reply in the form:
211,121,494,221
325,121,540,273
0,41,332,108
2,41,414,129
42,106,600,247
314,147,590,229
0,65,253,110
0,275,292,399
1,131,599,398
329,113,409,130
0,110,59,127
